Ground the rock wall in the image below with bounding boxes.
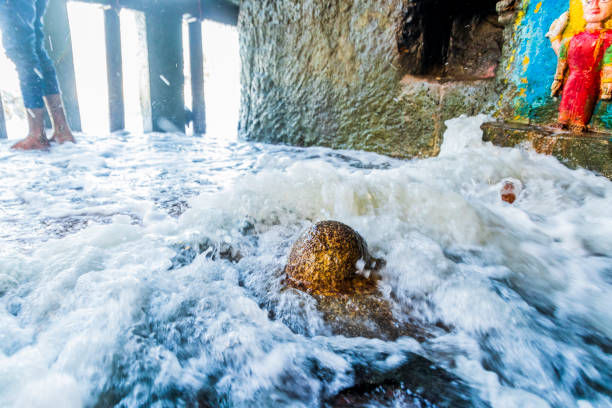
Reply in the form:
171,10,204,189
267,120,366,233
238,0,502,158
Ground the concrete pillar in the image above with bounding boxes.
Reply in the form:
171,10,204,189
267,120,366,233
188,21,206,135
128,12,152,132
104,8,125,132
145,10,185,133
0,96,7,139
44,0,82,132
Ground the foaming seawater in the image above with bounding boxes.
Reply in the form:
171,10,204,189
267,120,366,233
0,118,611,407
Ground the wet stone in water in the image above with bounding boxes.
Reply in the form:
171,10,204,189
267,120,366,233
284,221,433,341
284,220,380,295
325,352,484,408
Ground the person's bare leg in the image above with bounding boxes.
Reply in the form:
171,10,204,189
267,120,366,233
11,107,50,150
45,94,75,144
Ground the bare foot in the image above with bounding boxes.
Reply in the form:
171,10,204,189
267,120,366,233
50,130,75,144
11,134,50,150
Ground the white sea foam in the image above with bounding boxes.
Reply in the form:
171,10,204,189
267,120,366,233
0,117,611,407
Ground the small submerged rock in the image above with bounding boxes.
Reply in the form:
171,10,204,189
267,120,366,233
325,352,485,408
500,178,522,204
169,236,243,270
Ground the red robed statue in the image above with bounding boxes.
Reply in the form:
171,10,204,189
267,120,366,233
547,0,612,132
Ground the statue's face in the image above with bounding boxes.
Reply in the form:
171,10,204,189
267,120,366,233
582,0,612,23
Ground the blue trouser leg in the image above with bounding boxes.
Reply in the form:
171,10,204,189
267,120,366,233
0,0,59,109
34,0,59,97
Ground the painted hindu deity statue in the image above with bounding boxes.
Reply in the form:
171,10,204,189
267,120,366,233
547,0,612,132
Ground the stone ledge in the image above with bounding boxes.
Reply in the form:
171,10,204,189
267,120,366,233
481,121,612,179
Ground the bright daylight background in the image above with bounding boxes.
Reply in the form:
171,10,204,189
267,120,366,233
0,2,240,140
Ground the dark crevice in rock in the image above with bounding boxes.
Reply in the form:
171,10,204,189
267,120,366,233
398,0,503,80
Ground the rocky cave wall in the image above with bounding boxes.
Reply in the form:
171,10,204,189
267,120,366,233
238,0,504,158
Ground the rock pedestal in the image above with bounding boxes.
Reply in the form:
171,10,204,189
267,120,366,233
482,121,612,179
284,221,436,341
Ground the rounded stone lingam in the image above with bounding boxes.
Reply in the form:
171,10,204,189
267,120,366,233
284,220,381,296
284,221,434,341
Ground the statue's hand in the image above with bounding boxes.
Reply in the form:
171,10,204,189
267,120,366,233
551,78,563,97
546,11,569,40
601,83,612,100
